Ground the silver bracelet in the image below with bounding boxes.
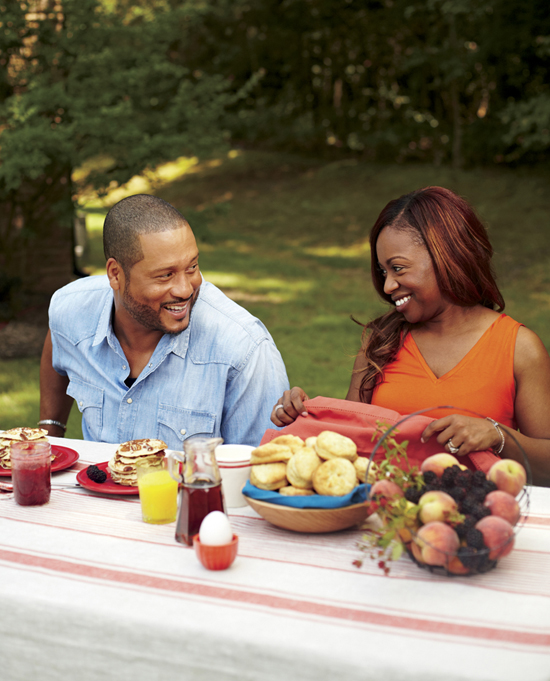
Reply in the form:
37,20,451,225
486,417,505,455
38,419,67,432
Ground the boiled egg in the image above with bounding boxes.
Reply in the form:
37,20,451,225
199,511,233,546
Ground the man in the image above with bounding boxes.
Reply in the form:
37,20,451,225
39,194,289,448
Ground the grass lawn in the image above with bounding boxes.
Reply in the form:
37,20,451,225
2,150,549,436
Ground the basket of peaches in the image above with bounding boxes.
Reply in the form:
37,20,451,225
356,419,529,576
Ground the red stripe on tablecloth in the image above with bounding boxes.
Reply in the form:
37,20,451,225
0,547,548,648
524,515,550,527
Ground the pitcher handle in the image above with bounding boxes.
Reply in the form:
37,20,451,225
167,450,184,484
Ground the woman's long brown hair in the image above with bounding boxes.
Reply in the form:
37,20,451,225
357,186,505,402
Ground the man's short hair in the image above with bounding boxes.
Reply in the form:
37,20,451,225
103,194,188,274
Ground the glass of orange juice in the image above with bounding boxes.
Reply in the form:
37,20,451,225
136,459,178,524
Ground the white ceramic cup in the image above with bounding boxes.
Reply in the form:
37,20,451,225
215,444,254,508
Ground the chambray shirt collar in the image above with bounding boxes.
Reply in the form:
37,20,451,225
91,282,195,360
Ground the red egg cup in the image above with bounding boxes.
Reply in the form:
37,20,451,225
193,534,239,570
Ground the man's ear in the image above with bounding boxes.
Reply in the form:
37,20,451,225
106,258,124,291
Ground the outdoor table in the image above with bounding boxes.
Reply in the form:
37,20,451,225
0,436,548,681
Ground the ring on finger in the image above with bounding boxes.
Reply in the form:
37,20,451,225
274,404,285,414
447,438,460,455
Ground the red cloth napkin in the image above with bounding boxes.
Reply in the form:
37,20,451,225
261,397,499,473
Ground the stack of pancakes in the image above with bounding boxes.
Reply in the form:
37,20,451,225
249,431,377,497
108,438,167,486
0,427,49,469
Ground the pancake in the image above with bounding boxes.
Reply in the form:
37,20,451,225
108,438,167,486
0,428,49,469
1,427,48,442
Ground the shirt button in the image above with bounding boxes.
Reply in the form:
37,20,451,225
127,398,133,404
180,429,186,435
122,365,127,370
149,363,153,368
79,401,83,407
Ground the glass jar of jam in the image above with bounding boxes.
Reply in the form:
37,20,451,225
11,441,52,506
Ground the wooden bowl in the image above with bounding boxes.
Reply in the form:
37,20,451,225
245,497,368,533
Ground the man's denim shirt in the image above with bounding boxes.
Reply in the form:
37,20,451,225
50,275,289,448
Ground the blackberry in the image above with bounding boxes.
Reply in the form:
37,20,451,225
470,486,488,503
456,546,483,571
472,504,491,521
455,523,469,540
477,556,497,573
86,465,107,483
424,482,442,492
441,467,457,488
404,487,423,504
483,480,498,494
466,528,486,550
455,470,473,489
461,514,477,530
448,486,467,502
460,497,477,515
422,471,438,485
472,470,487,487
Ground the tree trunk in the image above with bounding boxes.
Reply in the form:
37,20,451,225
0,166,75,319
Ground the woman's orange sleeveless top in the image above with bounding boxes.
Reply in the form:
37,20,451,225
371,314,521,428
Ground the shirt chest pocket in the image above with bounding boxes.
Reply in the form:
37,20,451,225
157,404,216,446
67,379,104,440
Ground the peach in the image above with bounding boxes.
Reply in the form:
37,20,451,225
418,490,458,524
369,479,403,500
475,515,515,560
410,541,425,564
413,521,460,567
447,555,471,575
483,490,521,526
420,453,460,478
487,459,527,498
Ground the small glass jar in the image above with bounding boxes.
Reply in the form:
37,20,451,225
11,441,52,506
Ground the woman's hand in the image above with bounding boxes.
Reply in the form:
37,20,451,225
271,387,310,426
420,414,501,456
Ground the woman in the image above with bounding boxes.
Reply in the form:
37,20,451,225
272,187,550,486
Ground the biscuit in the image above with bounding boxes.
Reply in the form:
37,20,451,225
269,435,305,454
250,443,293,465
315,431,358,462
313,458,357,496
286,446,322,489
279,486,315,497
354,457,378,484
305,436,317,449
250,462,287,490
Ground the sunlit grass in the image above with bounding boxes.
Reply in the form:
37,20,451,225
0,359,82,438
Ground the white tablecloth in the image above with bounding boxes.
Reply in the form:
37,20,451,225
0,437,548,681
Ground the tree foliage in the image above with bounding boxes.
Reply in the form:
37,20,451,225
178,0,550,167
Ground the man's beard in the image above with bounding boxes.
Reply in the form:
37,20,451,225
122,286,199,334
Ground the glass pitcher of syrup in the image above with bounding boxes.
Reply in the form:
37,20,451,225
168,436,226,546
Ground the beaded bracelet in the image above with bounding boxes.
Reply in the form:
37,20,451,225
486,417,505,455
37,419,67,432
